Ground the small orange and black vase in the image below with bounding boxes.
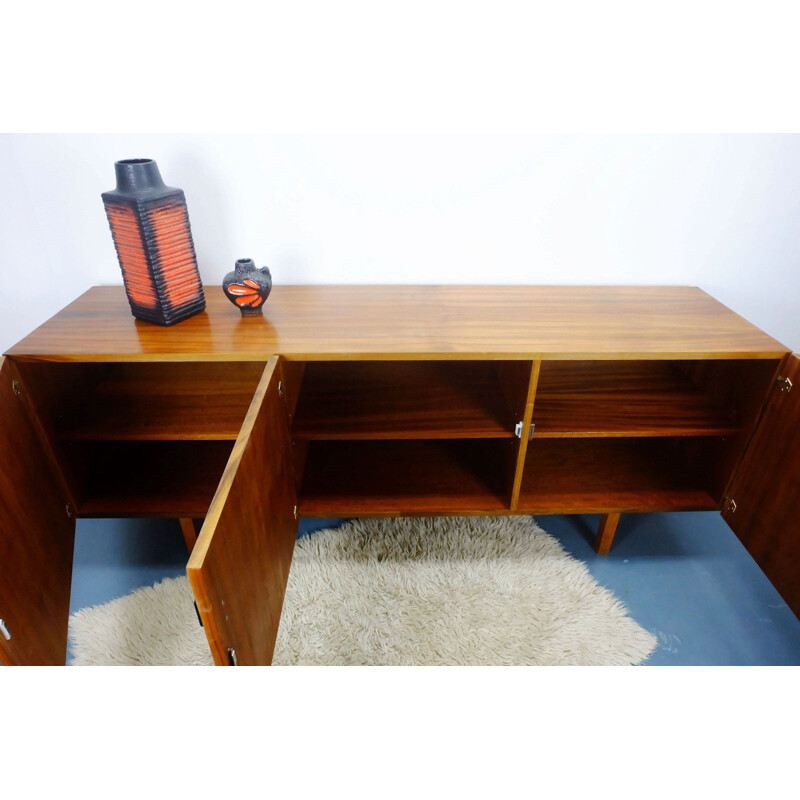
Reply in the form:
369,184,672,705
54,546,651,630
223,258,272,315
102,159,206,326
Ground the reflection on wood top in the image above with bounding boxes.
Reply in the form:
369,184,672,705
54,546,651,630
5,285,789,361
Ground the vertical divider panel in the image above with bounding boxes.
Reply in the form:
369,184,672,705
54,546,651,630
509,360,541,510
280,360,308,495
279,360,307,424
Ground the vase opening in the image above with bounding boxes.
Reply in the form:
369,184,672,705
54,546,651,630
113,158,165,194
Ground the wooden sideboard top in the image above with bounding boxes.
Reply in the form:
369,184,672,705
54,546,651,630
5,285,789,362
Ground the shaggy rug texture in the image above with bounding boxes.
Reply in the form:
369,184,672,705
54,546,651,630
69,516,657,666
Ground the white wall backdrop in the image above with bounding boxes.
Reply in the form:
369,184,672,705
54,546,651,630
1,134,798,351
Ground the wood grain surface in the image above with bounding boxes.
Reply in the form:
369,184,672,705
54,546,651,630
57,362,265,441
595,513,621,554
722,354,800,617
533,361,742,437
518,437,719,513
5,285,789,362
0,358,75,665
299,439,510,516
292,361,518,439
187,357,299,666
509,360,540,509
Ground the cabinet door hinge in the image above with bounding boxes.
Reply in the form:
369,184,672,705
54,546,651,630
776,375,793,393
515,421,534,440
227,648,239,666
724,497,737,514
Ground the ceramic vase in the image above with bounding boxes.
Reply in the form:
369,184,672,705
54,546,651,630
102,159,206,326
222,258,272,315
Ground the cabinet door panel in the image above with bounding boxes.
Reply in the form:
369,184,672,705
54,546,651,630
187,357,298,665
723,354,800,617
0,358,75,665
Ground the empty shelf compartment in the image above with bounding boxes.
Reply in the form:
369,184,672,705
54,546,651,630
532,361,746,438
73,440,234,517
299,438,513,515
518,437,719,513
292,361,527,440
57,362,265,441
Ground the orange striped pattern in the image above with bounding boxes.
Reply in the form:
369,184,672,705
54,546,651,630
105,202,158,308
146,201,203,309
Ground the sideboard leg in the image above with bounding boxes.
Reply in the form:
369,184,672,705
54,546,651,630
595,513,621,554
179,518,201,553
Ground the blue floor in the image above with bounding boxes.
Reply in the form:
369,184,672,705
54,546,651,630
69,512,800,665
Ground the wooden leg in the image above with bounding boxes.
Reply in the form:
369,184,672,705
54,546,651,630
595,512,621,554
179,518,201,553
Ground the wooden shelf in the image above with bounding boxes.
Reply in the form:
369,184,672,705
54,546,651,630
75,441,233,517
517,438,719,513
299,439,511,516
59,362,263,441
292,361,517,440
532,361,740,438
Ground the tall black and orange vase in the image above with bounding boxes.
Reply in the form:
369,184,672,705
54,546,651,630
102,158,206,326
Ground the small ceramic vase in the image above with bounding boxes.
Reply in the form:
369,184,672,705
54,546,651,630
222,258,272,315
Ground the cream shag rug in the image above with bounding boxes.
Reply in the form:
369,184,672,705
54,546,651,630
69,516,657,666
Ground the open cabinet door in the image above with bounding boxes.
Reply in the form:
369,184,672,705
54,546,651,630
0,357,75,665
722,354,800,618
187,357,298,665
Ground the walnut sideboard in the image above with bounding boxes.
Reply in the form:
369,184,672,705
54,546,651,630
1,285,798,666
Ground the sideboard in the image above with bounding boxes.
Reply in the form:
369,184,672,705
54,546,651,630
1,285,797,666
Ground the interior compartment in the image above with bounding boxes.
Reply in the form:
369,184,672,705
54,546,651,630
14,360,262,517
291,360,531,440
289,360,530,515
299,438,515,516
532,359,779,438
288,357,778,516
517,437,720,513
66,440,234,517
61,362,265,441
17,360,266,442
13,356,777,519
